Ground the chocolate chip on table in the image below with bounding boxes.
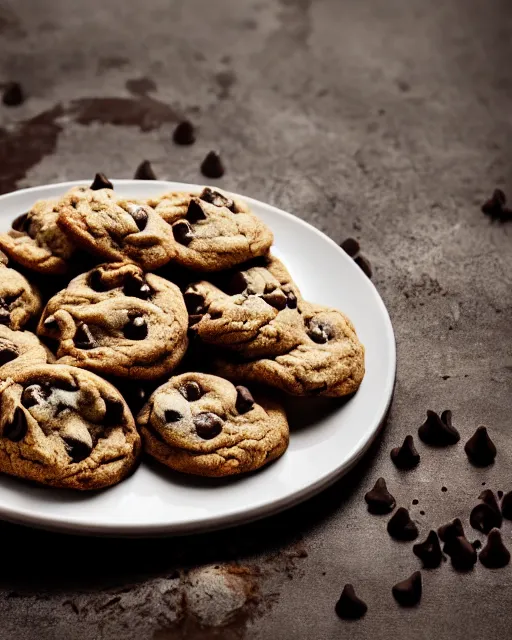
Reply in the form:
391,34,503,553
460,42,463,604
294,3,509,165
390,435,420,470
134,159,157,180
165,409,183,423
43,315,60,332
3,407,27,441
340,237,360,258
173,120,195,145
0,345,18,366
263,290,288,310
21,384,48,409
335,584,368,620
446,536,477,571
200,187,235,211
392,571,422,607
502,490,512,520
123,273,152,300
186,200,207,223
438,518,465,552
354,255,372,279
481,188,512,222
387,507,419,541
123,316,148,340
62,436,92,463
173,220,194,245
104,399,125,425
418,409,460,446
180,380,202,401
470,490,502,534
90,173,113,190
194,412,223,439
308,318,334,344
464,426,496,466
127,205,149,231
2,82,24,107
479,529,511,569
235,386,255,414
74,323,96,349
200,151,225,179
11,212,30,232
364,477,396,515
413,530,443,569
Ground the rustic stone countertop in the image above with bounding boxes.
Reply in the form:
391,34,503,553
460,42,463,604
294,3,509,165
0,0,511,638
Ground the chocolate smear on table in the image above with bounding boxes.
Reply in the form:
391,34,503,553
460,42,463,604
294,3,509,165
464,426,496,466
501,490,512,520
173,120,195,145
200,151,225,178
364,477,396,515
413,530,443,569
90,173,113,190
387,507,419,541
481,189,512,222
392,571,422,607
390,435,420,470
446,536,477,571
479,529,511,569
2,82,24,107
470,490,502,534
340,237,360,257
335,584,368,620
418,409,460,446
134,160,157,180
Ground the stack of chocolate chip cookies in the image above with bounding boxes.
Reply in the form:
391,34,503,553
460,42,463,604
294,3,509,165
0,176,365,489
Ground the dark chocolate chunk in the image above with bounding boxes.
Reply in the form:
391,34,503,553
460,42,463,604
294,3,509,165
481,188,512,222
0,307,10,326
186,199,207,223
364,477,396,515
286,290,298,309
235,386,255,414
226,272,248,295
262,290,287,310
464,426,496,466
0,345,18,366
502,490,512,520
470,490,502,534
335,584,368,620
2,82,24,107
446,536,477,571
165,409,183,423
88,269,108,292
173,120,195,145
340,237,360,258
479,529,511,569
3,407,27,441
180,381,202,401
390,435,420,470
200,151,225,179
134,160,157,180
173,220,194,245
184,291,206,315
123,316,148,340
21,384,48,409
418,409,460,446
438,517,465,552
200,187,235,211
62,436,92,463
74,323,96,349
387,507,419,541
354,255,372,278
104,399,125,425
308,318,334,344
194,412,223,439
392,571,422,607
123,273,152,299
413,530,443,568
127,205,148,231
90,173,113,190
11,213,30,232
53,379,79,392
43,315,59,332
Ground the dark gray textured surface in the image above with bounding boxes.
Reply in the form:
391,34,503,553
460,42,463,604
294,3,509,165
0,0,511,638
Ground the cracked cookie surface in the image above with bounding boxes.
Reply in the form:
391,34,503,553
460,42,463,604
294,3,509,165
37,262,189,380
0,364,140,489
0,326,51,378
137,372,289,477
0,261,42,329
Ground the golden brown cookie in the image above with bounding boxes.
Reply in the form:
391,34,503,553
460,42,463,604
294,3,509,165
0,326,51,378
0,364,140,489
138,373,289,477
0,260,41,329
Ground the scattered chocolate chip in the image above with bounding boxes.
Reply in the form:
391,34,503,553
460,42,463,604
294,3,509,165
479,529,510,569
0,345,18,366
127,204,148,231
3,407,27,441
263,290,288,310
74,323,96,349
387,507,419,541
340,237,360,257
308,318,334,344
354,255,372,278
123,273,152,299
134,160,157,180
173,220,194,245
123,316,148,340
235,386,255,414
200,187,235,211
90,173,113,190
441,486,447,492
413,530,443,568
0,307,10,326
165,409,183,423
200,151,225,179
104,399,125,425
481,189,512,222
194,412,223,439
62,436,92,463
502,490,512,520
88,269,108,292
390,435,420,470
446,536,477,571
412,499,419,505
335,584,368,620
364,477,396,515
43,315,59,332
464,426,496,466
2,82,24,107
392,571,422,607
186,200,207,223
173,120,195,145
21,384,48,409
418,409,460,446
11,213,30,232
420,510,425,516
181,381,202,401
470,490,502,534
438,518,465,547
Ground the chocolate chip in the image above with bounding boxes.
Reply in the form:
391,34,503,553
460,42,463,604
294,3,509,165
173,220,194,245
21,384,48,409
200,151,225,179
364,477,396,515
0,345,18,366
354,255,372,278
2,82,24,107
200,187,235,211
74,323,96,349
502,490,512,520
235,386,255,414
308,318,334,344
173,120,195,145
479,529,511,569
194,412,223,439
387,507,419,541
418,409,460,446
413,530,443,569
62,436,92,463
53,379,79,392
392,571,422,607
43,315,59,332
104,399,125,425
90,173,113,190
88,269,108,292
0,308,10,326
184,291,206,315
127,205,148,231
470,490,502,534
3,407,27,441
438,518,465,549
481,188,512,222
390,435,420,470
464,426,496,466
446,536,477,571
123,316,148,340
340,237,360,257
186,200,207,223
134,160,157,180
123,272,152,300
226,272,248,295
11,212,30,232
286,290,298,309
164,409,183,423
262,290,287,310
180,381,202,401
335,584,368,620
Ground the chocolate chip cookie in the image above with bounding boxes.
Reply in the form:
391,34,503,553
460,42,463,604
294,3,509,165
0,364,140,489
0,260,41,329
149,187,273,271
37,262,189,380
137,373,289,477
0,326,51,378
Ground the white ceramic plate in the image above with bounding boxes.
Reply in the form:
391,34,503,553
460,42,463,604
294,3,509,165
0,180,395,536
